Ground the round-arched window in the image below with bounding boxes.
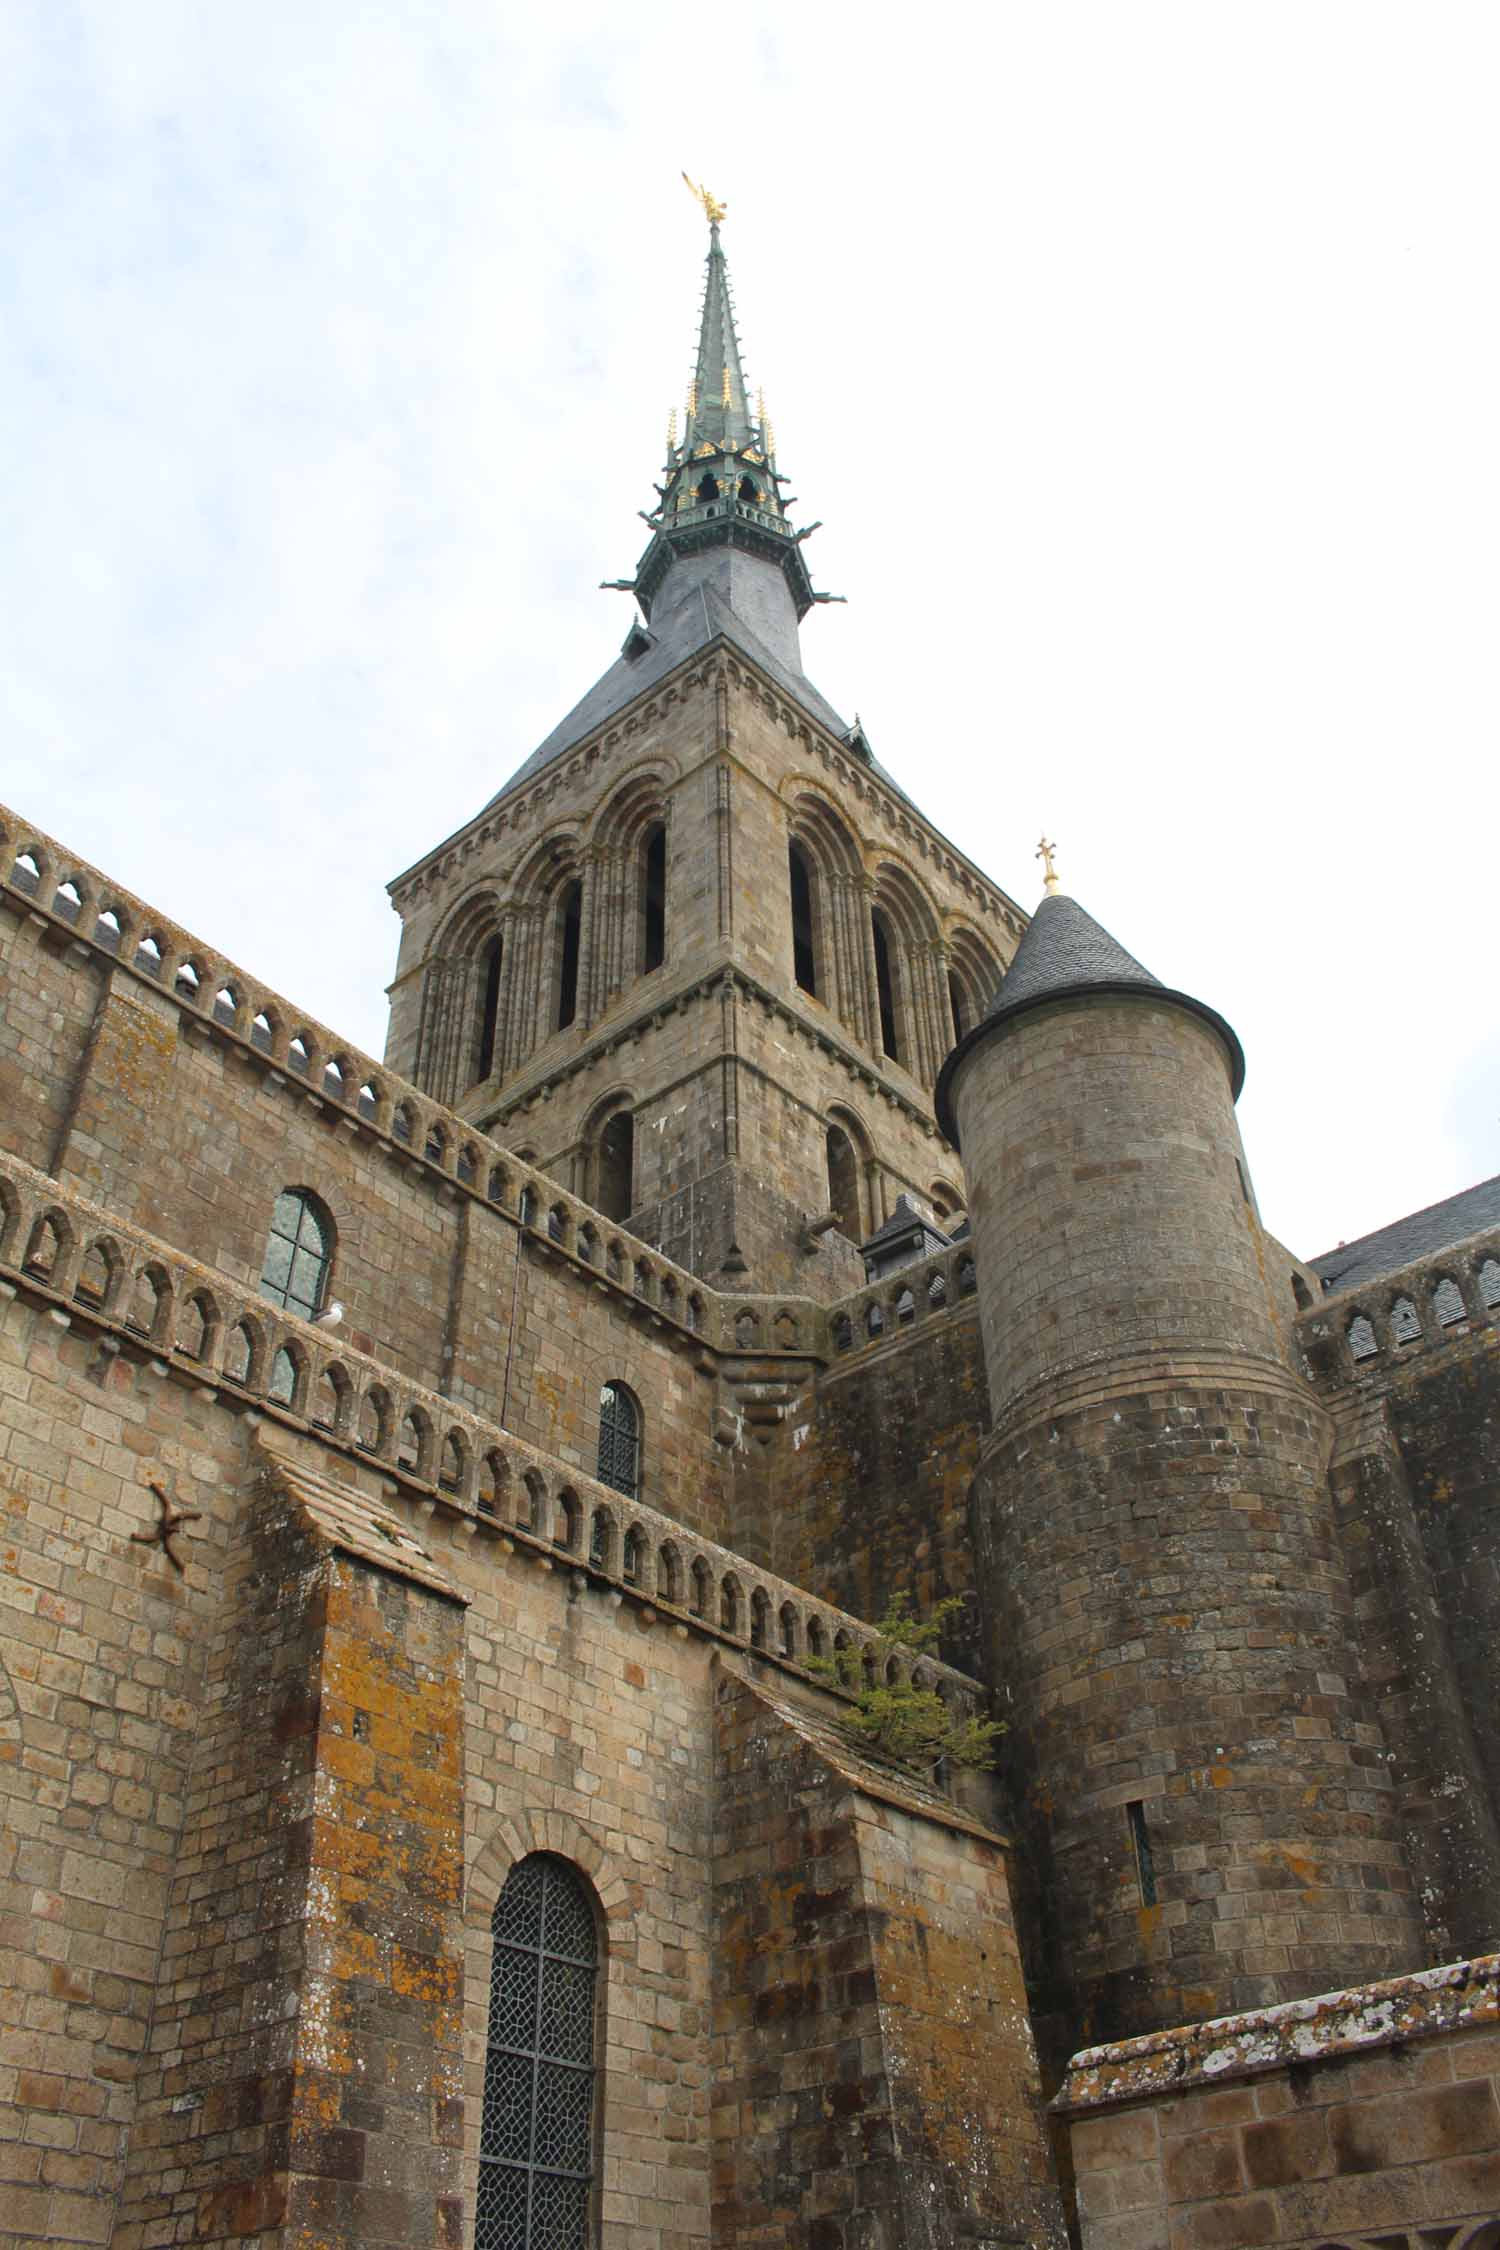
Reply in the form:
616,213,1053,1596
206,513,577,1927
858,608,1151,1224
477,1853,600,2250
258,1190,333,1322
596,1382,640,1501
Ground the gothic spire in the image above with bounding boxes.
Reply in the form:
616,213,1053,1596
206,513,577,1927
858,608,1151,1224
682,211,755,453
604,184,841,632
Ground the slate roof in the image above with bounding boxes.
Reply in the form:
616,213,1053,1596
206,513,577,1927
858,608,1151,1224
934,889,1245,1145
1311,1173,1500,1295
860,1194,951,1260
483,571,910,812
986,892,1161,1013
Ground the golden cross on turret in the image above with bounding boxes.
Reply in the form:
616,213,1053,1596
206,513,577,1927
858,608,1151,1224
682,172,727,226
1036,835,1061,895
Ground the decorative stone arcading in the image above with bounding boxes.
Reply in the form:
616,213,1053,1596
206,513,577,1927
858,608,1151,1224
1299,1225,1500,1388
0,1146,979,1714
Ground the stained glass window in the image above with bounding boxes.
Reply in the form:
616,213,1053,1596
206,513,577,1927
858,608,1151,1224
476,1854,599,2250
258,1190,332,1322
596,1383,639,1502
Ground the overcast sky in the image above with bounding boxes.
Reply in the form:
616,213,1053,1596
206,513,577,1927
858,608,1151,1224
3,3,1495,1258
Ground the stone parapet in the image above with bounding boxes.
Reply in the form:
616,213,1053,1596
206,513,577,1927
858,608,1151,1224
1300,1224,1500,1388
1056,1954,1500,2250
0,1145,981,1713
0,800,722,1341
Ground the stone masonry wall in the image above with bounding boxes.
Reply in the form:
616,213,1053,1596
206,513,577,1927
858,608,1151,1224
112,1451,469,2250
764,1303,989,1674
0,887,732,1541
1375,1338,1500,1880
0,1166,991,2248
978,1378,1425,2058
954,997,1297,1421
0,1292,240,2250
711,1668,1067,2250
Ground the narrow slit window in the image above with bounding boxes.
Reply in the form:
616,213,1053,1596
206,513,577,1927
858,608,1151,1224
556,882,582,1031
641,825,666,974
789,844,818,996
478,935,504,1082
1127,1800,1157,1907
825,1124,859,1240
595,1110,633,1224
872,910,900,1060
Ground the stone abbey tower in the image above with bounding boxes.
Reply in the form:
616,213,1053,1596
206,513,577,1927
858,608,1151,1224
2,198,1499,2250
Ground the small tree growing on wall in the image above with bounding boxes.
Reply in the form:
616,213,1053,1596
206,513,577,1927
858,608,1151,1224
808,1594,1003,1773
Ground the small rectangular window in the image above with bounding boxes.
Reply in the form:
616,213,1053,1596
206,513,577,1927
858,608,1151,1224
1127,1800,1157,1906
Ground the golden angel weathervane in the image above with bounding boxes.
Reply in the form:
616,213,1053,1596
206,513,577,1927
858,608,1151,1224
682,172,727,226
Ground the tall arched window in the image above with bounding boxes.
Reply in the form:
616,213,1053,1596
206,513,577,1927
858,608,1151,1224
871,910,901,1061
478,935,504,1082
788,843,818,996
826,1125,860,1240
258,1190,332,1321
596,1110,633,1223
596,1382,640,1501
641,825,666,974
477,1853,600,2250
555,882,582,1030
948,971,969,1041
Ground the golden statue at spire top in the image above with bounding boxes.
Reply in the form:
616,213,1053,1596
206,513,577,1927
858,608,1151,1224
682,172,727,226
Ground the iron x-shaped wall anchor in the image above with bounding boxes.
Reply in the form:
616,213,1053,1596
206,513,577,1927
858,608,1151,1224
131,1477,201,1574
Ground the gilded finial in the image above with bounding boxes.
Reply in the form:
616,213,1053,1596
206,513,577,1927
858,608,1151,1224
721,363,732,408
686,380,697,422
1036,836,1061,896
756,385,766,429
682,172,728,226
667,407,678,455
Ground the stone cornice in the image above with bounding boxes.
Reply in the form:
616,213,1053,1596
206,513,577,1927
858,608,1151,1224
480,959,953,1148
1055,1952,1500,2113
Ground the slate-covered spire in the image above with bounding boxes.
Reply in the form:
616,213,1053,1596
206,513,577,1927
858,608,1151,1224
605,185,841,636
683,214,755,453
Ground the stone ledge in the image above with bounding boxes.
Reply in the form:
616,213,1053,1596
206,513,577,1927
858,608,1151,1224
1055,1952,1500,2113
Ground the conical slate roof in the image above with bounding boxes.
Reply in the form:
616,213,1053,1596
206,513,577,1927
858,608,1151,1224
986,891,1160,1014
934,890,1245,1146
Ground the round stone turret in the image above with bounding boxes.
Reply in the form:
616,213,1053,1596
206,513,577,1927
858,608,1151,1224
937,892,1422,2049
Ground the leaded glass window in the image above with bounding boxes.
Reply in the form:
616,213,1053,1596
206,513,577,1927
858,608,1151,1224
476,1854,599,2250
258,1190,332,1322
596,1383,639,1502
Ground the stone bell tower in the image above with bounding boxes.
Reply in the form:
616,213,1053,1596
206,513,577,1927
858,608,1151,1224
382,193,1024,1295
935,875,1425,2047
